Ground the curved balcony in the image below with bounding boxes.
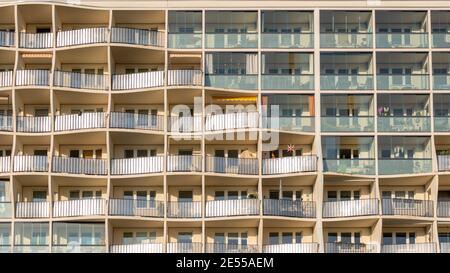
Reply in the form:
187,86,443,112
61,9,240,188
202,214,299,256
263,243,318,253
167,242,203,253
0,202,12,218
54,112,106,132
110,243,163,253
0,30,14,47
205,156,258,175
376,33,428,48
110,112,163,131
205,112,259,132
205,33,258,49
111,27,164,47
0,156,10,174
263,199,316,218
261,33,313,49
13,155,48,172
322,199,379,218
205,74,258,90
320,74,374,90
0,71,13,88
52,245,106,253
19,32,53,49
261,74,314,90
377,116,431,132
381,243,436,253
205,199,259,217
15,69,50,87
323,159,375,176
206,243,259,253
168,116,202,133
109,198,164,217
262,155,317,175
16,116,51,133
112,71,164,91
320,33,373,48
168,69,202,86
111,156,163,175
381,198,433,217
378,159,432,175
52,199,105,218
167,201,201,218
56,28,108,47
52,157,107,175
377,74,429,90
53,70,108,90
325,242,378,253
15,201,50,218
437,201,450,218
167,155,202,172
263,116,315,133
168,33,202,49
321,116,374,132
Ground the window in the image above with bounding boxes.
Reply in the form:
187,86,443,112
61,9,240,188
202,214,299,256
282,233,292,244
69,150,80,158
268,233,278,245
295,232,302,244
327,191,337,201
69,191,80,200
383,233,393,245
137,150,148,157
215,191,225,201
32,191,46,202
123,232,133,245
341,233,352,244
327,233,338,243
124,150,134,158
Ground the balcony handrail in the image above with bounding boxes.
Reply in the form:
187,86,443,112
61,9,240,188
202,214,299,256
111,27,165,47
52,198,106,217
322,198,379,218
167,201,202,218
205,243,259,253
205,111,259,131
325,242,378,253
108,198,164,217
263,242,319,253
15,201,50,218
112,70,164,90
437,155,450,172
262,155,317,175
381,198,434,217
53,70,109,90
56,27,109,47
0,201,12,218
109,243,163,253
167,155,202,172
0,156,11,173
166,242,203,253
167,69,203,86
16,115,51,133
320,31,372,34
52,156,108,175
437,200,450,217
381,242,436,253
13,155,49,172
0,30,14,47
110,156,164,175
15,69,50,86
320,73,374,76
263,198,316,218
109,111,164,131
54,112,107,131
19,32,53,48
205,156,259,175
205,198,260,217
0,71,13,87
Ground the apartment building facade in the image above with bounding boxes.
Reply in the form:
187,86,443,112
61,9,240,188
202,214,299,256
0,0,449,253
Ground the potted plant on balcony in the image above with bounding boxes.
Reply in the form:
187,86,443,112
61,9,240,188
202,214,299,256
247,192,258,199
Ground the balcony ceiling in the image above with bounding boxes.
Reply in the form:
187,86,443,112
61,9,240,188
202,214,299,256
0,51,15,64
16,135,50,145
56,6,109,24
14,174,48,186
204,132,258,145
0,134,12,145
321,53,372,64
112,90,164,104
168,89,202,104
205,175,258,186
111,47,164,64
323,136,374,145
435,136,450,145
110,175,163,187
377,94,429,105
377,52,428,64
205,218,259,228
54,131,106,145
263,175,317,186
57,47,108,64
19,5,52,23
206,11,257,24
322,218,378,228
431,11,450,24
263,11,313,25
55,90,108,104
382,219,432,228
320,11,372,24
376,11,427,24
110,131,164,145
109,218,164,229
16,89,50,104
0,6,14,24
436,175,450,186
263,218,315,228
323,177,375,186
379,175,433,186
113,10,165,24
167,175,201,186
52,176,107,187
432,52,450,65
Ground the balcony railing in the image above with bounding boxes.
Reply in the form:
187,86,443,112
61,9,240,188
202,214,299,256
440,242,450,253
432,33,450,48
16,116,51,133
0,156,10,173
205,33,258,48
19,32,53,49
206,243,259,253
325,242,378,253
0,30,14,47
206,199,259,217
205,112,259,131
320,74,374,90
320,33,373,48
437,201,450,217
382,198,433,217
53,199,105,217
56,28,108,47
205,74,258,90
112,71,164,90
168,116,202,133
323,159,375,176
111,157,164,175
13,246,50,253
15,69,50,86
168,69,202,86
438,155,450,172
261,33,313,48
53,70,108,90
263,199,316,218
111,27,164,47
263,116,315,132
52,157,107,175
378,159,432,175
262,155,317,175
109,198,164,217
110,243,163,253
0,202,12,218
377,116,431,132
376,33,428,48
0,246,11,253
168,33,202,49
322,199,379,218
0,115,12,131
321,116,374,132
110,112,163,131
206,156,258,175
13,155,49,172
167,242,203,253
261,75,314,90
167,155,202,172
15,201,50,218
54,112,106,131
377,74,429,90
433,75,450,90
51,245,106,253
0,71,13,88
263,243,318,253
167,201,202,218
381,243,436,253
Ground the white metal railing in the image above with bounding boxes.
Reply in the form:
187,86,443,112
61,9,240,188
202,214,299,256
167,242,203,253
15,201,50,218
53,70,108,90
15,70,50,86
13,155,49,172
53,199,105,217
205,112,259,131
206,199,260,217
167,201,202,218
108,199,164,217
109,243,163,253
0,156,10,173
0,71,13,87
111,156,164,175
262,155,317,175
0,115,12,131
112,71,164,90
0,30,14,47
206,156,259,175
51,245,106,253
16,116,51,132
19,32,53,49
167,70,202,86
322,199,379,218
168,116,202,132
206,243,259,253
57,28,108,47
54,112,106,131
111,27,164,47
52,157,107,175
167,155,202,172
263,243,319,253
109,112,164,131
381,243,436,253
438,155,450,172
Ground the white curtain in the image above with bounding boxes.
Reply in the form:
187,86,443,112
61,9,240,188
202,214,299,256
205,54,214,74
246,53,258,75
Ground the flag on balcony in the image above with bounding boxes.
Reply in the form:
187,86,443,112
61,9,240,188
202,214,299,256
287,144,295,153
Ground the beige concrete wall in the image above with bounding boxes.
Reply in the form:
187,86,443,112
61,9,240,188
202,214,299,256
112,186,164,201
112,228,164,244
323,227,375,244
263,228,314,244
168,187,202,202
205,227,258,245
168,228,202,243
